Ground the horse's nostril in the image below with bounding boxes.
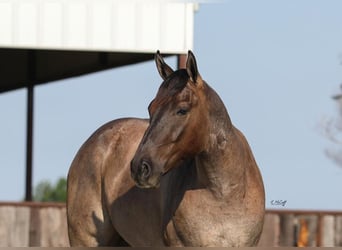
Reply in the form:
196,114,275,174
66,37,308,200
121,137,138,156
140,161,151,178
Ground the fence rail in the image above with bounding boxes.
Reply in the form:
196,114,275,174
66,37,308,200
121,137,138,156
0,202,341,247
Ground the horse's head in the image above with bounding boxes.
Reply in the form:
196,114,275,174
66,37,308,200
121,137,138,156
131,50,211,188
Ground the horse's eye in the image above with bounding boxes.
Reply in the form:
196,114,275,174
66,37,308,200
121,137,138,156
177,108,188,116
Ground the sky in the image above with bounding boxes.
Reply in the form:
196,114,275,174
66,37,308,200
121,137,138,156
1,0,342,210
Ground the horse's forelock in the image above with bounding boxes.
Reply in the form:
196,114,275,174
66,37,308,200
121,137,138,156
161,69,189,93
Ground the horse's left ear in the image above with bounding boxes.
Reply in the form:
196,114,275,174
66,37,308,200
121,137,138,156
155,50,174,80
186,50,201,83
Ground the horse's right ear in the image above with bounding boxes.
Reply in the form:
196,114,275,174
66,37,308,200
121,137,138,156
155,50,174,80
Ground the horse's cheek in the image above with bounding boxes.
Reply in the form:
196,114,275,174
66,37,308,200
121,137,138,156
170,125,184,142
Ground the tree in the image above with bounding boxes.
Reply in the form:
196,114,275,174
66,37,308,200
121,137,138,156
322,84,342,167
33,177,67,202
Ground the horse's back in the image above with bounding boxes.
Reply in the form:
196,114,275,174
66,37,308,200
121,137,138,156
67,118,148,246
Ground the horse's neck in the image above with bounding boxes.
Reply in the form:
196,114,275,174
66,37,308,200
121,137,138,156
195,127,247,200
195,87,247,200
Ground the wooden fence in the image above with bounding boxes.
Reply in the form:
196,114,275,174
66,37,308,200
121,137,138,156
0,202,341,246
258,209,342,247
0,202,69,246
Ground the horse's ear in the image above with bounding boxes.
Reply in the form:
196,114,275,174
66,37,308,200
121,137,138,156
186,50,200,83
155,50,174,80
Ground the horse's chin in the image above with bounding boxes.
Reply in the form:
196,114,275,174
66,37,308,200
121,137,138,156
134,177,161,189
135,182,159,189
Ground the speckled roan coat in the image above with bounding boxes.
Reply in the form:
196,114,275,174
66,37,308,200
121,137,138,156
67,51,265,246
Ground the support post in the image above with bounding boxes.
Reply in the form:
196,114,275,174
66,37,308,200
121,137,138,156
177,54,187,69
25,50,36,201
25,85,34,201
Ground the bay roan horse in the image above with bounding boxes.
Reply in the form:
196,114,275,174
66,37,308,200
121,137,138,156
67,51,265,246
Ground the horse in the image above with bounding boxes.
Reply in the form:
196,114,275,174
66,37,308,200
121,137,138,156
66,50,265,247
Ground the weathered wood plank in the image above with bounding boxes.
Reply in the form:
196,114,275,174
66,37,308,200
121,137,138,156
321,215,335,246
335,215,342,246
279,213,295,246
257,213,280,246
0,206,15,246
0,206,30,246
29,207,41,246
13,206,30,246
306,215,318,246
39,207,69,246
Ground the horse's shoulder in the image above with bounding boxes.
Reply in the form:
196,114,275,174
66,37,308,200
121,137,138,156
70,118,148,170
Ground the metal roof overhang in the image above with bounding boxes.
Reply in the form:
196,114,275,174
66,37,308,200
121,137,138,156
0,0,195,92
0,48,156,93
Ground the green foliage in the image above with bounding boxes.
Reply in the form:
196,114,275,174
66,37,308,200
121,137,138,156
33,177,67,202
